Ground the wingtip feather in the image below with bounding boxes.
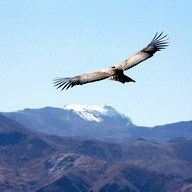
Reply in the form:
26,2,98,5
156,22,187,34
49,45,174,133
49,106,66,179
53,77,80,90
141,32,170,54
149,32,170,51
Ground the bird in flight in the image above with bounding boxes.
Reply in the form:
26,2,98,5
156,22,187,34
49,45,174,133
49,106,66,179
54,32,169,90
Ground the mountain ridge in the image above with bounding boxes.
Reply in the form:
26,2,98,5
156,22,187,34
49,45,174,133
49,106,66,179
1,104,192,142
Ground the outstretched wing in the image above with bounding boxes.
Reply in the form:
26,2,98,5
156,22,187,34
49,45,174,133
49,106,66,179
54,32,169,90
53,70,110,90
115,32,169,71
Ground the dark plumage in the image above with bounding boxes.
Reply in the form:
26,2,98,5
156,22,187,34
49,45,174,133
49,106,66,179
54,32,169,90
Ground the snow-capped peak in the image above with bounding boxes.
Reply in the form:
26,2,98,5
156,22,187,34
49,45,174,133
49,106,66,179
63,104,121,122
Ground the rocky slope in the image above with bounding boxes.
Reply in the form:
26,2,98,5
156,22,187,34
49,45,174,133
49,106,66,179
1,113,192,192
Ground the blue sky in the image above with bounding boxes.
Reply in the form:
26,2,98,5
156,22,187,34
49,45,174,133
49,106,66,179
0,0,192,126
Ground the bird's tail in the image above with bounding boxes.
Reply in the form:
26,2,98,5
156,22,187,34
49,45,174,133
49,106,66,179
109,74,135,84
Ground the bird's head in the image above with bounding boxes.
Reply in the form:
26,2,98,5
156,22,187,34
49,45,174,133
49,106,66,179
108,66,117,74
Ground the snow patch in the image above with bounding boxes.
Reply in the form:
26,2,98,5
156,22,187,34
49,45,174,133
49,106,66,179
64,104,107,113
78,111,101,122
63,104,120,122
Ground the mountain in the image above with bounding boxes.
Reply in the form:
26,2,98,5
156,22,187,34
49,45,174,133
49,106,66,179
2,105,192,141
1,113,192,192
2,105,135,140
152,121,192,139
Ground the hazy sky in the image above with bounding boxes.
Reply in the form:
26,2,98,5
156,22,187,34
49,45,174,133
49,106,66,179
0,0,192,126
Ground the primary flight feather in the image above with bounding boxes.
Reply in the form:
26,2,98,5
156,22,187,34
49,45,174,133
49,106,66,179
54,32,169,90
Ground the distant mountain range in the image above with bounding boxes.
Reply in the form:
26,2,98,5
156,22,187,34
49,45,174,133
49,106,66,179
2,105,192,142
1,113,192,192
